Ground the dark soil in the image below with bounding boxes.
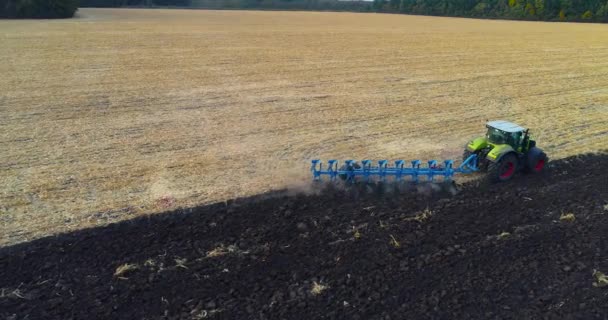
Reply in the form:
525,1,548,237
1,153,607,320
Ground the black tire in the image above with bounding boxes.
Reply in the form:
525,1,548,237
464,149,490,171
523,147,548,174
487,153,518,183
338,162,361,181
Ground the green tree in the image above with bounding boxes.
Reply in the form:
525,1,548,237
412,0,428,14
472,2,487,16
399,0,415,12
560,0,572,16
535,0,545,16
597,3,608,21
525,3,536,16
372,0,384,11
389,0,399,10
582,9,593,19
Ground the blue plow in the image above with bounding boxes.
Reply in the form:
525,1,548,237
311,154,479,183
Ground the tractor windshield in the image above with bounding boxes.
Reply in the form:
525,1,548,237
486,127,509,144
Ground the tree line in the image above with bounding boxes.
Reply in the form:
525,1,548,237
375,0,608,22
5,0,608,21
79,0,370,11
1,0,78,18
78,0,608,22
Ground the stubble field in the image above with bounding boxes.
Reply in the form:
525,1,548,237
1,8,607,246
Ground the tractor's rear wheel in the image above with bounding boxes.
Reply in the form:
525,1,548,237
524,147,548,174
487,153,518,182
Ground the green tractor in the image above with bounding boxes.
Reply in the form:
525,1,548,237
465,120,548,182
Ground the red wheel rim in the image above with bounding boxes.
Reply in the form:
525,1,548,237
535,159,545,171
500,162,515,179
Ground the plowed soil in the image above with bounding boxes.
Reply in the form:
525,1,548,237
1,153,607,319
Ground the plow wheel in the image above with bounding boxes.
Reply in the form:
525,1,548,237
338,162,361,182
487,154,518,182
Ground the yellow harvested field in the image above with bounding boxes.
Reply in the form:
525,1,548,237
1,9,607,246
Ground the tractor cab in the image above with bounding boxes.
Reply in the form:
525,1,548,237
485,120,528,152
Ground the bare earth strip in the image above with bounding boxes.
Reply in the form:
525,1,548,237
1,8,607,246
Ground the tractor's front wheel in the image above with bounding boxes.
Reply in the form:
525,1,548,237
487,153,518,182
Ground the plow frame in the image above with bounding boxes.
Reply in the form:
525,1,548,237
311,154,479,183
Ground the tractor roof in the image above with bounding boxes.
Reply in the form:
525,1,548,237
486,120,526,133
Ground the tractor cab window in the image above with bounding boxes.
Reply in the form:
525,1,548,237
486,127,509,144
512,131,523,145
486,126,523,148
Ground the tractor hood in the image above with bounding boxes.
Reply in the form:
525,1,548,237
467,137,488,152
486,144,515,161
467,137,515,162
